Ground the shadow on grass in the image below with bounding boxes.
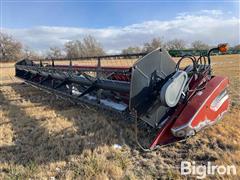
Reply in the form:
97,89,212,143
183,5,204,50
1,82,235,168
0,82,137,166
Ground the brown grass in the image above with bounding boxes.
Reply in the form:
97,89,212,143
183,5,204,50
0,55,239,179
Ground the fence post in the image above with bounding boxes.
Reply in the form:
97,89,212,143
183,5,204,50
52,59,54,67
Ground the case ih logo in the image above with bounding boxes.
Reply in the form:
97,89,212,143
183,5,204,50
181,161,237,179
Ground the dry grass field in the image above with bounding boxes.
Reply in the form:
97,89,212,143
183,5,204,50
0,55,239,179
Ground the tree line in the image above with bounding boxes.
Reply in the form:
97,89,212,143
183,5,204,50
0,32,239,62
122,38,211,54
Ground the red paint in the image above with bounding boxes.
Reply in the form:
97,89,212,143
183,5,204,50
150,76,230,148
172,76,229,129
54,65,131,71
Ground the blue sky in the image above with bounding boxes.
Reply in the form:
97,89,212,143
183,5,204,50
2,1,239,28
1,1,239,53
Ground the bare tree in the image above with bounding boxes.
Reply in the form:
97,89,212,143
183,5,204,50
47,46,63,58
142,37,164,52
64,35,105,58
122,46,142,54
165,39,186,50
82,35,105,56
0,32,23,61
23,46,42,59
191,40,209,50
64,41,80,58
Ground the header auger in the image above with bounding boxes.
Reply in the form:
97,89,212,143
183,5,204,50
15,44,230,150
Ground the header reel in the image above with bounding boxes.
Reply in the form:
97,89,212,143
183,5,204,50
15,44,230,150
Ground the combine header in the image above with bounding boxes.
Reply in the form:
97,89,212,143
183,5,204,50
15,44,230,150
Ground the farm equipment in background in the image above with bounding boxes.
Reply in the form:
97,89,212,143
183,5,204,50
15,44,230,150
